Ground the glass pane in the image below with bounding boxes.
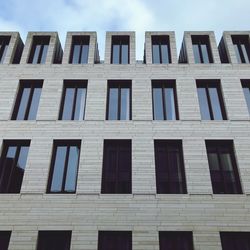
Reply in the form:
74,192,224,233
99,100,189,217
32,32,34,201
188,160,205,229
112,45,120,64
201,44,209,63
193,44,201,63
74,88,86,120
28,87,42,120
72,45,80,64
50,146,67,192
197,88,211,120
17,146,29,170
243,87,250,113
32,45,41,63
108,88,118,120
16,88,31,120
234,44,242,63
121,44,129,64
0,45,8,64
153,88,164,120
164,88,176,120
120,88,130,120
40,45,48,64
62,88,75,120
241,44,250,63
220,153,233,171
209,87,223,120
208,153,220,170
161,44,170,63
152,44,160,63
65,146,79,192
80,45,89,64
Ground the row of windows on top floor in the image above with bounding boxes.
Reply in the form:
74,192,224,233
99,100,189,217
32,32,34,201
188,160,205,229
0,139,244,195
1,34,250,64
1,230,250,250
7,79,250,121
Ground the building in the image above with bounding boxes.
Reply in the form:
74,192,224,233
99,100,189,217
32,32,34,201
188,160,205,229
0,30,250,250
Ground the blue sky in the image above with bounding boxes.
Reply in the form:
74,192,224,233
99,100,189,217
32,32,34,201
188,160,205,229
0,0,250,59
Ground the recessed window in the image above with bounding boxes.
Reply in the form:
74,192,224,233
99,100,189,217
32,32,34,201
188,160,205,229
0,140,30,193
220,232,250,250
206,140,242,194
159,231,194,250
12,80,43,120
241,80,250,114
59,80,87,120
47,140,81,193
28,36,50,64
101,140,132,194
232,35,250,63
152,80,179,120
152,35,171,64
106,80,131,120
36,231,72,250
0,231,11,250
154,140,187,194
98,231,132,250
192,35,213,63
0,36,11,64
197,80,227,120
69,36,89,64
111,36,129,64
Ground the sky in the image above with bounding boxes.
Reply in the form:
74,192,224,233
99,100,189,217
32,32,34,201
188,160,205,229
0,0,250,60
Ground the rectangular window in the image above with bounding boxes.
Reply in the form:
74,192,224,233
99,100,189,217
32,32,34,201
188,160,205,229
12,80,43,120
59,80,87,120
47,140,81,193
154,140,187,194
106,80,131,120
111,36,129,64
37,231,72,250
98,231,132,250
101,140,132,194
152,80,179,120
28,36,50,64
206,140,242,194
232,35,250,63
69,36,89,64
192,35,213,63
159,231,194,250
0,231,11,250
152,35,171,64
220,232,250,250
241,80,250,114
0,36,10,64
0,140,30,193
197,80,227,120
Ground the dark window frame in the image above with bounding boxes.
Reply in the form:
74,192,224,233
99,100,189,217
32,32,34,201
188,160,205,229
0,36,11,64
0,231,11,250
206,140,242,194
232,35,250,63
111,36,130,64
220,232,250,250
241,80,250,114
106,80,132,120
152,80,179,120
47,140,81,194
197,80,227,120
59,80,88,120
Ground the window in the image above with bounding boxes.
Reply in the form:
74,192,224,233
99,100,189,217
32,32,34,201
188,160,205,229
36,231,71,250
101,140,131,194
28,36,50,64
98,231,132,250
0,36,10,64
59,80,87,120
192,35,213,63
152,80,179,120
0,140,30,193
154,140,187,194
111,36,129,64
241,80,250,114
159,231,194,250
47,140,81,193
0,231,11,250
197,80,227,120
206,140,242,194
220,232,250,250
12,80,43,120
69,36,89,64
106,80,131,120
152,35,171,64
232,35,250,63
